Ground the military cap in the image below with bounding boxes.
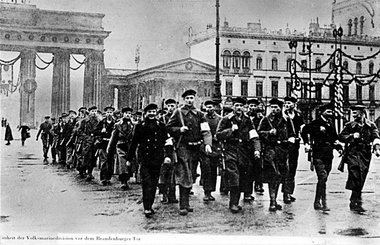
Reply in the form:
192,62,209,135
61,112,69,118
78,106,87,112
88,105,97,111
233,97,246,105
284,96,297,103
51,117,56,121
44,115,50,119
68,109,77,115
181,89,197,98
121,107,133,113
247,98,260,105
104,106,115,112
319,103,334,112
165,98,177,105
136,111,143,116
204,100,217,106
269,98,284,107
144,103,158,112
350,104,366,111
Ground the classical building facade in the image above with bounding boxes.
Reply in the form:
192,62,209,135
107,58,217,110
189,3,380,121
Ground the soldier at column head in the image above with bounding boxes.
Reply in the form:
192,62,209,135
282,96,305,204
338,104,380,212
36,115,53,164
201,100,222,202
158,98,178,204
166,89,213,215
216,97,261,213
99,106,116,185
127,103,173,218
301,102,341,211
77,106,101,180
247,98,265,194
107,106,135,190
258,98,294,211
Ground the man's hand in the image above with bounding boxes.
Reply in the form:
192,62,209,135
180,126,189,133
101,128,106,133
304,143,310,152
126,161,131,167
269,129,277,135
353,132,360,139
254,151,260,159
205,145,212,154
164,157,171,164
288,137,296,144
231,124,238,132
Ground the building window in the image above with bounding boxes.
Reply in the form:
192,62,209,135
222,50,231,68
241,79,248,97
301,60,307,72
226,79,233,96
360,16,364,35
369,84,375,101
356,62,362,74
369,62,374,74
256,81,263,97
343,60,349,70
286,58,292,71
316,83,322,101
271,81,278,97
316,59,322,72
256,56,262,70
232,51,241,69
348,19,352,36
343,84,349,101
356,84,362,103
272,57,278,71
242,51,251,69
286,81,292,96
354,17,358,35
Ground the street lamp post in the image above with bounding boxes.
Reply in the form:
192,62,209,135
213,0,222,105
333,26,344,132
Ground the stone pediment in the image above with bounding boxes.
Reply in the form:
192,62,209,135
159,58,217,73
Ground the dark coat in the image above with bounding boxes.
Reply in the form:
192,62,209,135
127,118,171,165
19,125,30,141
258,113,293,183
339,119,379,191
97,117,115,149
5,124,13,141
77,117,101,168
216,112,260,189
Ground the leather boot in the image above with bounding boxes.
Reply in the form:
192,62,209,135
229,187,241,213
268,184,277,212
283,193,292,204
274,183,282,210
168,186,178,203
314,184,322,210
350,191,365,212
179,186,188,215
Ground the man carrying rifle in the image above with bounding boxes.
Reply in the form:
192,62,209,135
166,89,213,216
338,105,380,212
216,97,260,213
301,103,342,211
65,110,78,169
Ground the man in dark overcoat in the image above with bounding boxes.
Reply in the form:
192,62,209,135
107,107,134,190
166,89,213,216
301,103,342,211
338,105,380,212
36,116,53,163
258,98,294,211
127,103,173,218
77,106,100,180
216,97,261,213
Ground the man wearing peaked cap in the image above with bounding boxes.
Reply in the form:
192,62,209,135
233,97,246,105
181,89,197,98
44,115,50,119
247,98,259,106
204,100,216,107
88,105,97,111
121,107,133,113
36,114,53,164
301,101,340,211
269,98,284,107
144,103,158,112
284,96,297,104
339,103,379,212
104,106,115,112
165,98,177,105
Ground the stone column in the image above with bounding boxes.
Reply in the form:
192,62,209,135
19,49,37,128
51,50,70,118
83,50,107,109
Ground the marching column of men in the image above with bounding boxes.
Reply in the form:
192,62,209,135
36,90,380,217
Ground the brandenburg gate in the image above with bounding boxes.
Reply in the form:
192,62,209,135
0,1,111,126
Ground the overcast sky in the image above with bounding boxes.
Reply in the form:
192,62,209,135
34,0,333,69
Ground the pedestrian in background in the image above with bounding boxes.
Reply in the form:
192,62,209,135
19,123,30,146
36,116,53,163
4,122,13,145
